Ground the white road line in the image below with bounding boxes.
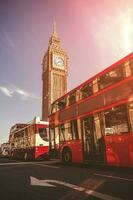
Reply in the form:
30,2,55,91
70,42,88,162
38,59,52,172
31,163,59,169
36,160,61,165
85,190,121,200
0,162,59,169
0,162,32,166
94,173,133,182
31,176,121,200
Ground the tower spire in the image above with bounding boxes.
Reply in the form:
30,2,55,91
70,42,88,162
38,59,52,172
42,23,68,121
52,21,58,37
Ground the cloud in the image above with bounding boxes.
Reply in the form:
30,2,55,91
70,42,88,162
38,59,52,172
0,85,40,100
15,88,40,100
0,86,13,97
4,31,16,50
0,29,16,50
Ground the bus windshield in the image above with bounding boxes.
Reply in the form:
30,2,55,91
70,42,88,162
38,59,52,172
39,127,49,141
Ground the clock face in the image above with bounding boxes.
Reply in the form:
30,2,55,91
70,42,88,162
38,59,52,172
53,55,64,69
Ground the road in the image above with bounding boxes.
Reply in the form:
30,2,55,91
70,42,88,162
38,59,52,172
0,157,133,200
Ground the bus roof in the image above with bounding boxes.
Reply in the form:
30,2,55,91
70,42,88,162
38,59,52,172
9,117,49,135
52,52,133,104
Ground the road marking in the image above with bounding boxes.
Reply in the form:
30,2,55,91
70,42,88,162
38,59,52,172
0,162,59,169
31,163,59,169
36,160,61,165
85,190,121,200
0,162,32,166
94,173,133,182
30,176,121,200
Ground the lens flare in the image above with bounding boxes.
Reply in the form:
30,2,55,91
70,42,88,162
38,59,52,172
120,9,133,53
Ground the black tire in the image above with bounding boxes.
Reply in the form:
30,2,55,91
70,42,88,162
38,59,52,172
62,149,72,164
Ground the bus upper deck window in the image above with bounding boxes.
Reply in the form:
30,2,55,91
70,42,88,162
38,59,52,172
68,93,76,105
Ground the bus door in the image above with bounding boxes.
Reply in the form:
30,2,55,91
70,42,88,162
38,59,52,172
49,126,60,158
82,115,105,162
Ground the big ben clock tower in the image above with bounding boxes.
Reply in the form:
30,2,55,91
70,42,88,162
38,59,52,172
42,23,68,120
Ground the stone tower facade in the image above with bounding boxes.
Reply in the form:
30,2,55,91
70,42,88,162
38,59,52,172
42,23,68,121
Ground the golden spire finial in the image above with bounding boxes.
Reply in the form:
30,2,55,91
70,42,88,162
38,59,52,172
53,21,56,33
52,21,58,37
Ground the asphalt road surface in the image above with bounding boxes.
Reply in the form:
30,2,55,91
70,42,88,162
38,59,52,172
0,157,133,200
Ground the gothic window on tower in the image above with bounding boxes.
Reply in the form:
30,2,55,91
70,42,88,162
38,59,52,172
44,57,47,71
53,73,66,102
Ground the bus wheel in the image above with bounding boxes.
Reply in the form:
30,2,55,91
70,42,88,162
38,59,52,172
62,149,72,164
24,152,28,161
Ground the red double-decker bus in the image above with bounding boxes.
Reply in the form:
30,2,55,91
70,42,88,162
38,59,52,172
49,53,133,167
9,117,49,160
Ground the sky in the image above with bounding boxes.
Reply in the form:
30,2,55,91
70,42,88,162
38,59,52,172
0,0,133,144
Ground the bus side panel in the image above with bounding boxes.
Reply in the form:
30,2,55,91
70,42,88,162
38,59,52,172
26,147,35,160
35,146,49,159
12,147,35,160
60,140,83,163
13,146,49,160
105,134,133,167
35,124,49,159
